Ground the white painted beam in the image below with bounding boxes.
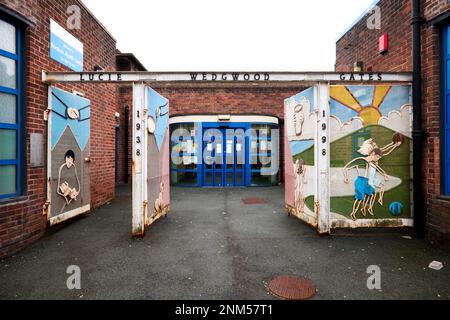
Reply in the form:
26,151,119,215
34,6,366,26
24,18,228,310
42,71,413,84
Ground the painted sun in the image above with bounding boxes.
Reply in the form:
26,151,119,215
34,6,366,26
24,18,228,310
330,85,392,126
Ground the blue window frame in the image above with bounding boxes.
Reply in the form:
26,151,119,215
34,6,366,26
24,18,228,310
202,123,248,187
170,123,200,187
249,123,280,187
0,17,23,199
444,24,450,195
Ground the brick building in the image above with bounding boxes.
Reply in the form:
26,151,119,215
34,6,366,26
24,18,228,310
336,0,450,245
3,0,442,259
0,0,301,258
0,0,122,258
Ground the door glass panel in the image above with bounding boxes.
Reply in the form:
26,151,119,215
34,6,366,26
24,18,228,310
0,129,16,160
236,172,243,186
0,165,16,195
0,56,16,89
0,92,16,124
171,171,197,186
227,173,234,187
448,60,450,90
215,150,223,169
447,26,450,55
215,172,222,186
205,158,213,169
251,172,278,186
0,20,16,54
205,172,213,185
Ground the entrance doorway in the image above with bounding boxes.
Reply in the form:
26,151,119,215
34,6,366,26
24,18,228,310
203,124,246,187
169,116,280,188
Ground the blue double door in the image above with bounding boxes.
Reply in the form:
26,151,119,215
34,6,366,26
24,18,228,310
203,125,246,187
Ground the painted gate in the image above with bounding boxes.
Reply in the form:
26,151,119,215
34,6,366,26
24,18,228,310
132,84,170,237
46,87,91,225
285,87,319,228
285,84,413,233
46,84,170,236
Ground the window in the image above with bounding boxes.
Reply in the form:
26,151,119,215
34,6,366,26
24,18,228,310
250,124,280,186
0,17,23,199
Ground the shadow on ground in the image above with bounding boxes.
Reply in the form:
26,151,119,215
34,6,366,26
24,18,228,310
1,185,449,300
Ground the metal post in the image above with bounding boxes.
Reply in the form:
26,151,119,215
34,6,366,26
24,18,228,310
132,83,146,237
317,83,331,234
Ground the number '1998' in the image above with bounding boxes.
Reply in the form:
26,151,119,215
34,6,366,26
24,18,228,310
218,305,272,316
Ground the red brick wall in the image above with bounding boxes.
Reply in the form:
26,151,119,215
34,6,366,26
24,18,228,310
424,0,450,19
151,85,307,184
116,85,132,184
120,85,306,183
336,0,450,245
115,56,146,185
0,0,118,258
422,1,450,245
154,86,302,119
336,0,412,72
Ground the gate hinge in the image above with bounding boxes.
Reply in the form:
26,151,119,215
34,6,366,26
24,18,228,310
43,201,50,216
314,200,320,217
44,108,51,122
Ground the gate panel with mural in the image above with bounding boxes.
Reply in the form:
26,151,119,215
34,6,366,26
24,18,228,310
46,87,91,226
132,84,170,237
329,85,413,228
284,87,319,228
145,87,170,228
284,84,413,233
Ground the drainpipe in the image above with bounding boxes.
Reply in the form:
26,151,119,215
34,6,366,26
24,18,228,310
411,0,425,238
124,106,130,184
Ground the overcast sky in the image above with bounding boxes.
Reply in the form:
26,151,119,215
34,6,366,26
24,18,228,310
82,0,375,71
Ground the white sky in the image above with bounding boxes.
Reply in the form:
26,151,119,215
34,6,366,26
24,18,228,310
82,0,375,72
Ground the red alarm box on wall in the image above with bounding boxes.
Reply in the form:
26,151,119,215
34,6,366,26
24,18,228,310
379,33,388,54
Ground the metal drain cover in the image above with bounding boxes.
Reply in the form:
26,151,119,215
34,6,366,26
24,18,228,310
268,276,317,300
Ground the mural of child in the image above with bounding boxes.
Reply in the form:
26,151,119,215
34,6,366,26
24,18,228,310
294,159,307,215
343,134,404,220
57,150,81,212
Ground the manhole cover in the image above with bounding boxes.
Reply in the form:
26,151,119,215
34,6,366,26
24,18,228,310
242,197,267,205
267,276,317,300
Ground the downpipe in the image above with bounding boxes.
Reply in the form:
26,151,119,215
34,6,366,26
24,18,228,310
411,0,426,238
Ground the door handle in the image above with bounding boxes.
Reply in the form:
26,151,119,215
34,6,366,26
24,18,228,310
85,156,92,163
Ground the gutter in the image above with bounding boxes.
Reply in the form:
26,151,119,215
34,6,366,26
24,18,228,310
411,0,425,238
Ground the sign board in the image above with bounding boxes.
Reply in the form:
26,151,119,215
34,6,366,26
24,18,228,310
42,71,413,84
50,19,84,72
